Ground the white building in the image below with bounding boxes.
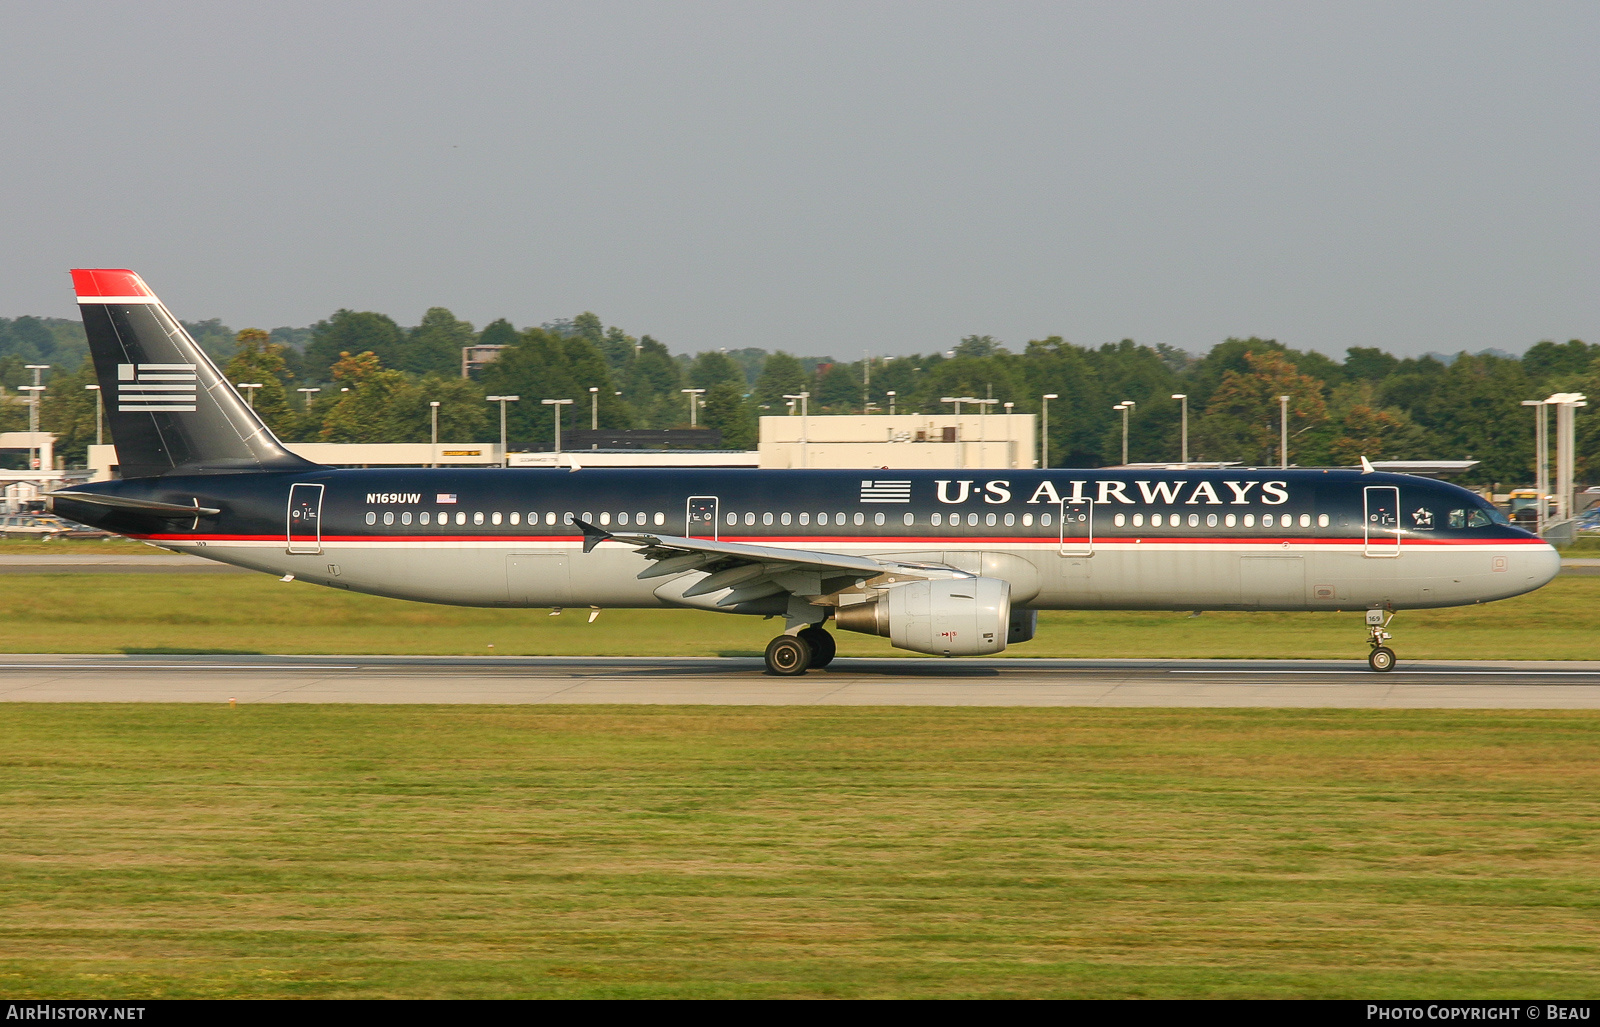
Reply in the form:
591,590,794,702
759,414,1036,470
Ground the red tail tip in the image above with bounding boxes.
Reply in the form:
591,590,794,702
70,269,154,299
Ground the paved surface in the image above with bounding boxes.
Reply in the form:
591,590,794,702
4,654,1600,707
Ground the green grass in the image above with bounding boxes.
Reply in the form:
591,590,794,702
0,705,1596,998
1,572,1597,660
0,536,157,555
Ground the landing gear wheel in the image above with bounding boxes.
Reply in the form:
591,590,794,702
798,627,836,668
1368,646,1396,673
765,635,812,676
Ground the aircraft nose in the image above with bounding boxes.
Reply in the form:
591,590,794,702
1531,542,1562,588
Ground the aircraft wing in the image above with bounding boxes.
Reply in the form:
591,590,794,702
572,518,963,607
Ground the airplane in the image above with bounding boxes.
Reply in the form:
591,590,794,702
48,269,1560,675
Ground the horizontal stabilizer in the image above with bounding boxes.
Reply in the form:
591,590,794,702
47,490,220,518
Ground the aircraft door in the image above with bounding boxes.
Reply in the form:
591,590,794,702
287,483,325,554
1059,500,1093,556
686,496,718,540
1363,486,1401,557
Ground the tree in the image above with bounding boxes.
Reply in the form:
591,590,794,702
402,307,474,377
223,329,296,438
37,362,98,465
754,351,807,408
1194,350,1329,465
701,382,756,449
305,310,405,380
689,351,746,393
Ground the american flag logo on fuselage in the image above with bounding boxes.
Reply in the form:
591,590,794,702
116,363,197,412
860,479,912,503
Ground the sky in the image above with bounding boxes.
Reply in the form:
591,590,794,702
1,1,1594,360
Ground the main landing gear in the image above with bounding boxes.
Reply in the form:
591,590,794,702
1366,609,1396,673
764,626,837,675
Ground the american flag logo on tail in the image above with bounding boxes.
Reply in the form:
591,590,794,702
859,479,912,503
116,363,197,412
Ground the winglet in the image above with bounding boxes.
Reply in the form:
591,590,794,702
572,517,613,554
1359,456,1376,474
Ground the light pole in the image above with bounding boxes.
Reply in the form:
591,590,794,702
1171,393,1188,465
681,388,705,428
1521,399,1548,533
1118,400,1135,465
783,392,809,468
1279,395,1290,469
429,401,440,467
236,383,262,409
1041,394,1057,468
589,386,599,430
887,390,896,416
541,398,573,455
22,364,48,472
297,387,320,419
85,385,103,447
1547,393,1588,523
486,395,520,466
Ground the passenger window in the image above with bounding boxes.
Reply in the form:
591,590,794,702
799,512,811,525
401,511,412,525
492,512,503,525
1187,513,1198,527
636,512,646,524
1005,513,1015,526
1023,513,1034,527
598,512,609,526
874,512,885,526
1113,513,1125,527
763,512,773,526
382,511,394,526
967,513,978,527
1244,513,1256,527
1151,513,1163,527
420,512,431,526
1298,513,1310,528
984,512,996,526
726,513,736,526
1206,513,1217,527
562,512,573,525
903,513,914,526
617,512,628,525
547,512,558,526
781,512,792,525
836,512,845,525
653,512,665,526
457,511,468,525
818,513,828,525
365,512,376,525
1041,513,1052,526
1262,513,1274,528
745,512,756,526
510,512,520,525
932,513,942,526
1224,513,1236,527
1317,513,1329,528
850,512,862,526
1132,513,1143,527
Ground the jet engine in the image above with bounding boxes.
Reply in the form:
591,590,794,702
834,577,1011,656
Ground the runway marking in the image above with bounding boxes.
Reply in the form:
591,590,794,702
1166,669,1600,677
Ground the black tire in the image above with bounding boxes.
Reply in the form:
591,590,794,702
798,627,836,668
1368,646,1396,673
765,635,812,676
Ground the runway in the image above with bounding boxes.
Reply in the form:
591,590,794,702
4,654,1600,707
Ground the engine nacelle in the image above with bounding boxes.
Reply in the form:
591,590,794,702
835,577,1011,656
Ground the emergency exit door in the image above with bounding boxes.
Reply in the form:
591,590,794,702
1363,486,1400,557
686,496,719,540
1059,500,1093,556
287,483,324,554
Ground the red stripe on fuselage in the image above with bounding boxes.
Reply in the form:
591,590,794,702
129,532,1551,547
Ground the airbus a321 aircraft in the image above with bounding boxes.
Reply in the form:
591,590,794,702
49,270,1559,674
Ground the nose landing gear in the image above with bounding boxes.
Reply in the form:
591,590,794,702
764,626,837,675
1366,609,1396,672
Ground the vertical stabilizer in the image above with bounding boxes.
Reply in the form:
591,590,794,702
71,269,319,479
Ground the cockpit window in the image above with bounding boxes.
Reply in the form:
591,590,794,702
1447,507,1497,529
